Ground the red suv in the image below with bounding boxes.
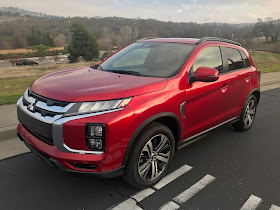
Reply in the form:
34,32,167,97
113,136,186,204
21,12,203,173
17,37,260,188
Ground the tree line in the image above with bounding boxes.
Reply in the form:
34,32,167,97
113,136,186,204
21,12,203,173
0,13,279,52
26,27,55,47
254,18,280,43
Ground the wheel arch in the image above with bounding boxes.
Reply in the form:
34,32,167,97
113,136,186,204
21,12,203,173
121,112,181,166
250,89,260,104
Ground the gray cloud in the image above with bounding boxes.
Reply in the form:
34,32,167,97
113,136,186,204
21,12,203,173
0,0,279,23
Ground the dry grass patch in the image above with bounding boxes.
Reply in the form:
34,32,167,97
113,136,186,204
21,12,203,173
0,61,98,105
0,62,97,79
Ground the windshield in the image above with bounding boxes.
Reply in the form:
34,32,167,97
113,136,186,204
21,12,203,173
99,42,195,78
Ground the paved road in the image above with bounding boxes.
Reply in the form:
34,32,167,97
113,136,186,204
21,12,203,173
0,88,280,210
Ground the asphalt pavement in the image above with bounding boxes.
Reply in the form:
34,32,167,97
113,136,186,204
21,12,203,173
0,87,280,210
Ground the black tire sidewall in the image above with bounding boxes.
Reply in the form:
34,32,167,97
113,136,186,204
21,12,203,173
125,122,175,189
238,95,258,130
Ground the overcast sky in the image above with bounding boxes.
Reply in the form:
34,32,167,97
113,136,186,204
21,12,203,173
1,0,279,23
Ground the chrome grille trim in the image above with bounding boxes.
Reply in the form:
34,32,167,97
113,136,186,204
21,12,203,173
18,97,63,124
23,90,74,114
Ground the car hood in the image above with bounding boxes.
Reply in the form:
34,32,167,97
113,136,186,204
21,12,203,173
30,67,168,102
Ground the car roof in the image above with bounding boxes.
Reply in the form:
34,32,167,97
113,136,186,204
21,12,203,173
140,38,200,45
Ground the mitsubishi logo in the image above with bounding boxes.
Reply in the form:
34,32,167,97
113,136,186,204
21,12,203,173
27,100,37,113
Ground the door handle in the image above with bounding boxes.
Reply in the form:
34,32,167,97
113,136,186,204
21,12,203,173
221,83,228,93
245,75,250,83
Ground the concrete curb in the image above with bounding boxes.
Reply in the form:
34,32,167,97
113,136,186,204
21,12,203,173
0,125,18,140
261,78,280,86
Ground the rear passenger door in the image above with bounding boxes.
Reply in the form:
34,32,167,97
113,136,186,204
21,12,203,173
222,47,251,117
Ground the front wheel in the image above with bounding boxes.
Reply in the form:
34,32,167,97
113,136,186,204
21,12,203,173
123,122,175,189
232,95,258,131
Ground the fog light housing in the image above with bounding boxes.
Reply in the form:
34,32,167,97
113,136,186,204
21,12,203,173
86,124,105,151
88,139,103,150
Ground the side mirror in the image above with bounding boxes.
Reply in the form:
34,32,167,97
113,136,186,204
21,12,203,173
192,67,219,82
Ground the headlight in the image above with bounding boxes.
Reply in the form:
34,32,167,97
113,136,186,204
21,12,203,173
64,98,132,116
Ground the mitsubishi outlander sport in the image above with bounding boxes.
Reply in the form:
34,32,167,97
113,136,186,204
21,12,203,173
17,37,260,189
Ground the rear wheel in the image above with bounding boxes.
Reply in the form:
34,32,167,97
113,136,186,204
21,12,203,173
232,95,258,131
123,122,175,189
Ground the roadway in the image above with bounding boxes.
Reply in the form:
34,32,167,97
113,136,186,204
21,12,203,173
0,88,280,210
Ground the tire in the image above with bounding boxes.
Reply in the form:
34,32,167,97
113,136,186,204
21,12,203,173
232,95,258,131
123,122,175,189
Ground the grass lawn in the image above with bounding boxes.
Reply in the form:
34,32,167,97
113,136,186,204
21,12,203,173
0,61,97,105
250,51,280,73
0,50,279,105
0,76,39,105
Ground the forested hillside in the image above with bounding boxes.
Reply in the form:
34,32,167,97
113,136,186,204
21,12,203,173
0,7,279,51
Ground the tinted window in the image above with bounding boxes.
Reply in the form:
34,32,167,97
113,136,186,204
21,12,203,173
240,51,251,68
192,46,223,72
226,48,245,71
100,42,195,78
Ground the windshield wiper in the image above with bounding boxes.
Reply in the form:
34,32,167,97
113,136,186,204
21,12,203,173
106,70,141,76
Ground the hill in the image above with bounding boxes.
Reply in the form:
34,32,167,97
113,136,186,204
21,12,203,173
0,7,256,50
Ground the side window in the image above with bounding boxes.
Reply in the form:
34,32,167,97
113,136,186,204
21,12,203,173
226,47,245,71
240,51,251,68
192,46,223,73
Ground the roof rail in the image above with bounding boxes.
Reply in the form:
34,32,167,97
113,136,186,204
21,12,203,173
196,37,241,46
137,37,159,42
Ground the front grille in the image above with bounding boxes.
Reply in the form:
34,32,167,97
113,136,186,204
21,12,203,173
18,107,53,143
18,89,75,144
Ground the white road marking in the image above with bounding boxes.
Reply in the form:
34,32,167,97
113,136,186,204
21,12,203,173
132,188,155,202
111,198,143,210
154,164,193,189
173,174,215,204
111,164,192,209
159,201,180,210
270,205,280,210
240,195,262,210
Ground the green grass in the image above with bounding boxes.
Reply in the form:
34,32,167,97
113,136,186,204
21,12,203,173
250,51,280,73
0,76,39,105
247,38,280,53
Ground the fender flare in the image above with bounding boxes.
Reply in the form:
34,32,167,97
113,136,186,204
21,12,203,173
121,112,181,166
247,88,261,103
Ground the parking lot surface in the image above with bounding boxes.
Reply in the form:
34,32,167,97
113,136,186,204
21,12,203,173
0,88,280,210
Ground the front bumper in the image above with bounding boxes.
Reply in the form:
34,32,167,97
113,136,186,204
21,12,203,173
18,131,124,178
18,124,126,177
17,90,139,175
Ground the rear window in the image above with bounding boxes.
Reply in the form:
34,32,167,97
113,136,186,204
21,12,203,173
100,42,195,78
225,47,245,71
240,51,251,68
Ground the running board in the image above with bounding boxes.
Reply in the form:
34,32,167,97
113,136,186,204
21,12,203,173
177,117,239,150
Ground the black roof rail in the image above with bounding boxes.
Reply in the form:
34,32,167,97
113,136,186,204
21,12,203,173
196,37,241,46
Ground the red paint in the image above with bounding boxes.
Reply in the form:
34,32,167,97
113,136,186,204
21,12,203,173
18,38,260,175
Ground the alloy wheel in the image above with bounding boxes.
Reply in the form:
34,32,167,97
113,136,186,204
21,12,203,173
138,134,171,181
243,99,256,129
